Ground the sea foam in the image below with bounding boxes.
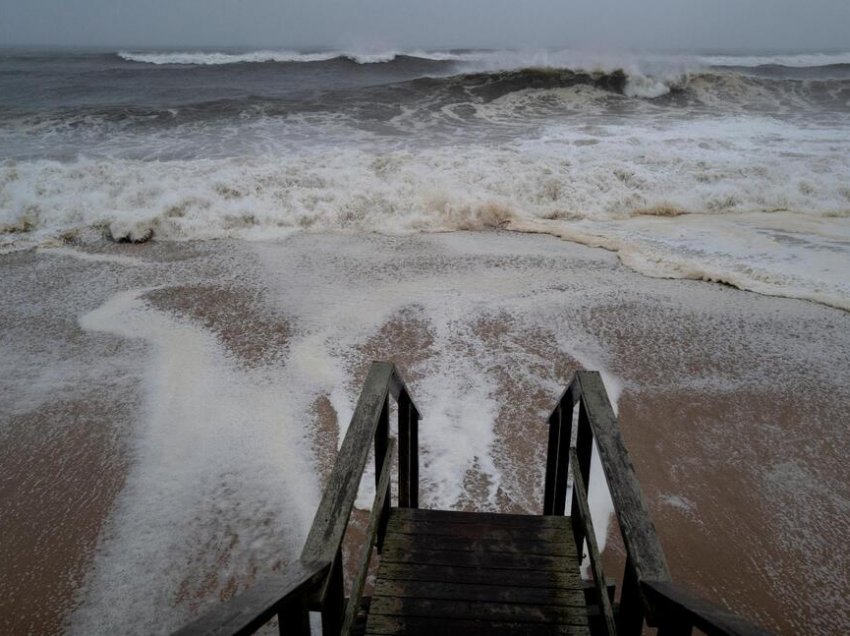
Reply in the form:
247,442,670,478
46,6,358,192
3,109,849,309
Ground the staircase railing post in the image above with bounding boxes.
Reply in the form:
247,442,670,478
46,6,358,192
410,405,419,509
398,391,411,507
375,395,390,551
277,594,310,636
617,556,646,636
321,548,345,636
553,399,572,516
570,398,594,556
544,404,560,514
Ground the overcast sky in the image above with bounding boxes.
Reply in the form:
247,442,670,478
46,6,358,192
1,0,849,51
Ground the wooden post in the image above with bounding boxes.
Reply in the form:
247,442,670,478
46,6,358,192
544,405,560,515
576,400,593,492
277,595,310,636
398,391,411,508
375,396,390,552
375,395,389,488
569,492,585,567
554,400,572,515
321,549,345,636
617,557,646,636
410,406,419,509
570,399,593,555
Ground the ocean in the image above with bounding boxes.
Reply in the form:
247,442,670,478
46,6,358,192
1,48,849,635
2,48,849,307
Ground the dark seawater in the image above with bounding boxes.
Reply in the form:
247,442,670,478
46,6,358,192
2,49,850,159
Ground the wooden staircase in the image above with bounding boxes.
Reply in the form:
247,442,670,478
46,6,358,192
368,508,589,635
174,362,771,636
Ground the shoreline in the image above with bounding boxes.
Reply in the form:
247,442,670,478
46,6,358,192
1,232,847,634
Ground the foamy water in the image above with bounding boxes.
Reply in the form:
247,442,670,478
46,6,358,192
70,287,320,633
4,230,849,634
55,234,633,633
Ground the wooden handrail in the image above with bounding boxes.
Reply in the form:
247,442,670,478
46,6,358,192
172,561,330,636
545,370,772,636
641,580,773,636
573,371,670,585
173,362,421,636
301,362,394,564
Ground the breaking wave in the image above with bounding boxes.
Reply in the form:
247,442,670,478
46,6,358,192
699,52,850,68
117,48,850,71
117,49,471,66
109,49,850,109
3,124,850,310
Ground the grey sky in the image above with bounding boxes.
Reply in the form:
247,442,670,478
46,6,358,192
1,0,849,51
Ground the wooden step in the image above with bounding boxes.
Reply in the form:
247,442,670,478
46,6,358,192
365,508,590,635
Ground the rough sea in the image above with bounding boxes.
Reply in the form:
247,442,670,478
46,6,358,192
2,47,849,308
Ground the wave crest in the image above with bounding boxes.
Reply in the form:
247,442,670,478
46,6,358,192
117,49,465,66
699,52,850,68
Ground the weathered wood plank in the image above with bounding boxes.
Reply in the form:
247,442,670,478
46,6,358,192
388,369,421,417
386,519,570,542
569,448,617,636
379,545,572,571
390,508,570,528
373,579,586,607
375,563,581,589
173,560,329,636
301,362,395,565
340,440,396,636
575,370,670,585
365,615,590,636
642,580,773,636
382,532,575,557
368,597,590,625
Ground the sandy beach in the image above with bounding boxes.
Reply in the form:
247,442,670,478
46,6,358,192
1,231,847,634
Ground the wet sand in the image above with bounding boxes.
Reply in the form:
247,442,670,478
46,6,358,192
0,397,132,635
0,232,847,634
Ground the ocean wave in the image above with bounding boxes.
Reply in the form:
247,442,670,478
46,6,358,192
4,115,849,236
117,48,850,74
699,52,850,68
111,50,850,110
117,49,467,66
3,68,848,154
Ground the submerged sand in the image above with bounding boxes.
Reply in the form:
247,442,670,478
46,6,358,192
0,232,847,635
